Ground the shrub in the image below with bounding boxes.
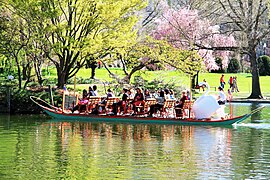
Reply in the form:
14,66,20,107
67,77,94,84
258,55,270,76
132,76,187,98
227,58,240,73
211,57,225,73
10,89,47,114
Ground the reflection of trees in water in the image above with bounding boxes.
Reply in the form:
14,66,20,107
250,103,261,122
50,122,197,178
232,127,268,178
227,103,266,122
54,122,196,142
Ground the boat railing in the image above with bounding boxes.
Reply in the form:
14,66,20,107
104,97,119,114
134,98,157,115
62,90,78,112
144,98,157,114
161,99,176,118
182,100,194,118
87,97,102,113
175,100,194,119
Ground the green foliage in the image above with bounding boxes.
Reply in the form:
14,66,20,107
258,55,270,76
119,37,203,76
10,90,46,113
66,76,94,85
132,74,188,98
227,58,240,73
2,0,147,88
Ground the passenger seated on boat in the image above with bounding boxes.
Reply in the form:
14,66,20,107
175,90,188,116
144,89,152,99
71,89,88,113
112,88,128,115
148,90,165,117
99,89,115,112
169,89,175,99
88,86,95,97
164,89,171,99
132,87,145,114
125,90,133,112
143,98,157,114
128,88,135,99
93,85,99,96
217,86,226,105
100,89,115,103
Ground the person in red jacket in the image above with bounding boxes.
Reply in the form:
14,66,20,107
175,90,188,116
132,87,145,113
220,74,225,89
229,76,233,88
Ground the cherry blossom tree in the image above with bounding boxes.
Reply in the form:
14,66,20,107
152,2,236,71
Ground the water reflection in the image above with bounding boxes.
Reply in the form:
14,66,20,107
50,122,201,179
54,121,196,142
250,103,262,122
0,117,235,179
1,102,270,179
225,102,270,123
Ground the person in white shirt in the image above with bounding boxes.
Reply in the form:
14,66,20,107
128,88,135,99
217,86,226,105
164,89,171,99
198,79,208,91
93,85,99,96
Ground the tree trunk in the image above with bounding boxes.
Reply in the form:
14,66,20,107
15,57,22,89
122,75,131,84
22,65,27,80
248,48,263,99
90,61,97,79
23,79,31,90
33,56,44,86
23,63,32,90
57,68,67,89
191,71,199,88
121,63,146,84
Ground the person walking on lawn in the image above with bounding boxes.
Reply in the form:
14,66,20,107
220,74,225,89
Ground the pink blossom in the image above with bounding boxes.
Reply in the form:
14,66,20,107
152,3,236,70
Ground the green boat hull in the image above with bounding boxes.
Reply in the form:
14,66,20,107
31,96,257,126
43,108,249,126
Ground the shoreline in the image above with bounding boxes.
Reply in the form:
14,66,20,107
230,98,270,104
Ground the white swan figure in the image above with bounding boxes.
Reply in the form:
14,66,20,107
192,84,221,119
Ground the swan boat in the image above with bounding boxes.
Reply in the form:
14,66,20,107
30,96,263,126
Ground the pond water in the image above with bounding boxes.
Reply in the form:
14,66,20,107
1,103,270,179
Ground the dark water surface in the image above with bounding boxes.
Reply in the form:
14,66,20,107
1,103,270,179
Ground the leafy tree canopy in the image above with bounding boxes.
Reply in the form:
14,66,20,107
2,0,147,88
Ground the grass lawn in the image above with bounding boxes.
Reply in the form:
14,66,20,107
45,67,270,98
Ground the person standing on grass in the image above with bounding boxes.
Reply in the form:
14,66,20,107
228,76,233,89
232,76,239,93
220,74,225,89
